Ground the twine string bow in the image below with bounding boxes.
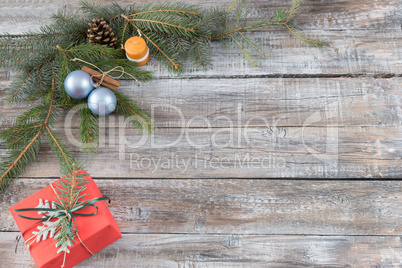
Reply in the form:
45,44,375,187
70,57,140,85
15,196,108,238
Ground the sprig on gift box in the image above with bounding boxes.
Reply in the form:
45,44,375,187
52,163,91,256
0,0,325,192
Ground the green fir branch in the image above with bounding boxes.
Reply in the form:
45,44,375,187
0,0,325,193
0,134,41,191
52,162,91,256
132,24,184,74
115,91,153,134
51,10,90,34
78,105,99,153
7,53,56,102
188,36,212,69
57,43,124,62
283,22,325,48
0,15,88,70
211,0,324,65
45,126,73,165
115,19,133,48
230,33,258,67
0,65,57,191
143,30,184,73
80,1,126,21
196,8,226,37
130,2,199,17
285,0,303,23
55,162,91,210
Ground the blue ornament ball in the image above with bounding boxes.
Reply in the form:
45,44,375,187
64,70,94,99
87,87,117,116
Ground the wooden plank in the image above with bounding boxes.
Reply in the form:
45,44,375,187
0,0,400,266
146,30,402,77
1,232,402,267
2,76,401,179
1,30,401,77
0,125,400,178
1,77,401,128
2,179,402,235
0,1,401,76
0,0,400,34
252,0,402,30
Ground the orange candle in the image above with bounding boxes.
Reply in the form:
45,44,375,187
124,36,150,66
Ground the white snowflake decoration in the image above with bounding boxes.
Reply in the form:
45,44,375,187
32,198,70,254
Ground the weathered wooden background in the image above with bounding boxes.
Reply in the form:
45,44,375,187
1,0,402,267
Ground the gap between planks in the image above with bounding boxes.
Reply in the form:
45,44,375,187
1,71,402,80
2,230,402,237
9,177,402,181
2,233,402,267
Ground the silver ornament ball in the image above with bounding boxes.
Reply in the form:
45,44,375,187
64,70,94,99
87,87,117,116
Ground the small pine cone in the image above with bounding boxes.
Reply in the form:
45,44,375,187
87,18,117,48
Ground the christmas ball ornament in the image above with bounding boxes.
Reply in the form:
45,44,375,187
87,87,117,116
64,70,94,99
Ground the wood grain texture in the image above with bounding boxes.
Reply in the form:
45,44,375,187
1,125,400,178
1,0,402,266
1,76,401,178
0,0,400,33
1,179,402,235
1,76,401,129
0,1,401,76
145,29,402,77
1,232,402,267
1,30,401,77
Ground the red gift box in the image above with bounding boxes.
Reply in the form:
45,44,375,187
9,171,122,268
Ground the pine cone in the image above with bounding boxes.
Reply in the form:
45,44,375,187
87,18,117,48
